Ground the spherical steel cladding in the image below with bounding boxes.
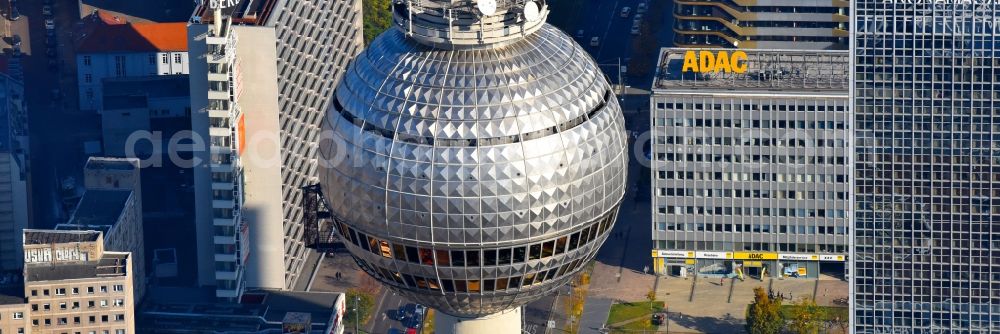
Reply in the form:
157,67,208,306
319,24,627,318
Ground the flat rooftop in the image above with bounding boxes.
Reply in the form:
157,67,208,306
140,289,343,332
23,229,101,245
653,48,849,93
69,189,133,226
85,156,139,171
25,253,129,282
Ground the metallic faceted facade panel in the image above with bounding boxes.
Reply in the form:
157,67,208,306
319,24,627,317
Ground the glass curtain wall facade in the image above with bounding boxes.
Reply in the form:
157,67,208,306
854,2,1000,331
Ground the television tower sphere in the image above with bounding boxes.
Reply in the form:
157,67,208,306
319,0,627,330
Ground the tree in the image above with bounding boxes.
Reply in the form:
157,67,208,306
362,0,393,45
646,289,657,310
745,287,782,334
788,298,824,334
345,288,376,330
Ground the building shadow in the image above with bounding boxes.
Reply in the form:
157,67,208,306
667,312,746,334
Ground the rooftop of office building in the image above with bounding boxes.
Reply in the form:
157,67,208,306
23,229,102,245
653,48,849,93
68,189,132,226
24,252,129,283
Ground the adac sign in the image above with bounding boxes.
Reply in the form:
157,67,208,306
682,50,749,74
733,252,778,260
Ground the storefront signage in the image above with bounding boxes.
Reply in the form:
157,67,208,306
654,250,694,258
696,251,732,259
778,253,818,261
819,254,845,262
733,252,778,260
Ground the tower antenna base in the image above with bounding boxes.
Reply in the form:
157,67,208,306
436,307,522,334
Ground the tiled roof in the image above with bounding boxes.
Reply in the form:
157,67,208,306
78,22,187,53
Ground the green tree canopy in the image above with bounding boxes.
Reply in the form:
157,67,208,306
745,287,782,334
788,297,825,334
363,0,392,45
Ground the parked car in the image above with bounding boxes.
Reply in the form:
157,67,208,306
11,35,20,49
630,23,640,35
637,2,647,13
46,36,56,46
47,59,58,71
46,48,56,58
619,6,631,18
45,19,56,30
590,36,600,47
575,29,584,38
42,5,53,16
634,14,643,22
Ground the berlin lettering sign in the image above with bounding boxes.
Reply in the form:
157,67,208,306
681,50,749,74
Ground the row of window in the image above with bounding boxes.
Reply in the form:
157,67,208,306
657,222,848,235
30,298,125,312
657,206,848,218
656,153,847,165
654,118,848,130
30,285,124,297
356,254,587,294
656,136,847,148
337,210,614,268
654,104,847,114
657,171,849,184
657,188,848,201
656,240,847,254
31,313,126,327
80,54,183,66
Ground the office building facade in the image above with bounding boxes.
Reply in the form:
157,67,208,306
650,48,850,279
188,0,363,295
854,2,1000,332
672,0,849,50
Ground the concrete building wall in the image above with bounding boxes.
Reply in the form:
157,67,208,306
231,25,285,290
77,52,189,111
0,302,29,334
186,23,217,289
265,0,363,290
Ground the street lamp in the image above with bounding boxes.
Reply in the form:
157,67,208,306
353,295,361,334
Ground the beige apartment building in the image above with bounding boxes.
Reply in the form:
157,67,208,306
0,297,29,334
19,230,135,334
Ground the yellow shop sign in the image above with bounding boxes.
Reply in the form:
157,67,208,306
681,50,749,74
733,252,778,260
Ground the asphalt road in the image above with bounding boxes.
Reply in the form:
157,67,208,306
366,290,415,334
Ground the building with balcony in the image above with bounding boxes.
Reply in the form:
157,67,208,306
650,48,850,279
20,230,135,334
188,0,362,298
76,21,189,111
672,0,849,50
